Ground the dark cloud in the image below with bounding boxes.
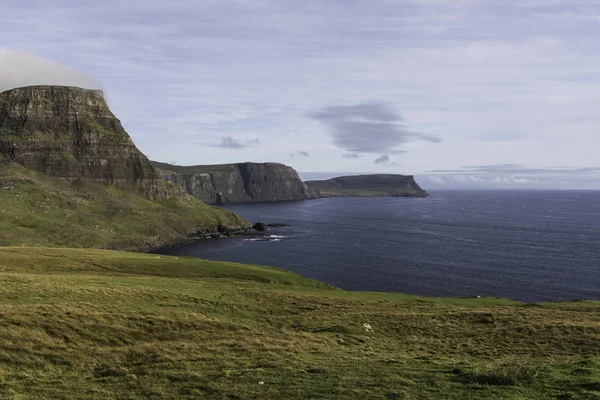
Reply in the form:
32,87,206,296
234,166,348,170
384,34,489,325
374,154,390,164
308,102,440,154
290,150,310,157
342,153,363,159
213,136,260,149
373,154,402,166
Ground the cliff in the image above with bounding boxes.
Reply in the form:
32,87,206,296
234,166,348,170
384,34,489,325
305,174,427,197
152,161,320,204
0,85,172,199
0,86,251,249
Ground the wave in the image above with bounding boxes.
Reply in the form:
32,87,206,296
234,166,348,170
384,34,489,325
244,234,287,242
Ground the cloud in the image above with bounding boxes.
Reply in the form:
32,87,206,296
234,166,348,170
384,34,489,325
373,154,402,166
290,150,310,157
419,164,600,189
374,154,390,164
342,153,363,159
429,165,600,175
308,102,440,154
3,1,600,174
0,50,99,92
212,136,260,149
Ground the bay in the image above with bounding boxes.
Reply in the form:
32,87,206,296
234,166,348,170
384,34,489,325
156,191,600,302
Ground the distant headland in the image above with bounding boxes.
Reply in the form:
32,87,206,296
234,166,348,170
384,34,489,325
305,174,427,198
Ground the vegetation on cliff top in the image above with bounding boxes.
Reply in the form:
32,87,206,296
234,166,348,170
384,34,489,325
0,246,599,399
151,160,240,174
0,162,249,251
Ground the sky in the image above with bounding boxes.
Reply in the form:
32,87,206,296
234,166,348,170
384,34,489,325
1,0,600,189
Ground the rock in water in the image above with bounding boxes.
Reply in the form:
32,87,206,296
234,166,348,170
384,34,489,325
253,222,268,231
0,85,169,198
152,161,320,204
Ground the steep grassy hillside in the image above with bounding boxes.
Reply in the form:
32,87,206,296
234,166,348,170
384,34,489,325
0,247,598,399
0,162,249,251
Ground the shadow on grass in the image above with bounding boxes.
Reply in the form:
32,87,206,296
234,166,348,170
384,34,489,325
454,360,548,387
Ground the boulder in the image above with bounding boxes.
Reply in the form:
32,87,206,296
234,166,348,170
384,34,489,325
253,222,268,231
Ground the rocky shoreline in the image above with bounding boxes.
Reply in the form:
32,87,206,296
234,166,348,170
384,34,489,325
154,222,291,250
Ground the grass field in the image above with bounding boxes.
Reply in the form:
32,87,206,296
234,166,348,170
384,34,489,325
0,163,249,251
0,247,599,399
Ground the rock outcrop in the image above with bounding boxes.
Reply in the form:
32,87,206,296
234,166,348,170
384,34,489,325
0,85,172,199
305,174,427,197
152,161,320,204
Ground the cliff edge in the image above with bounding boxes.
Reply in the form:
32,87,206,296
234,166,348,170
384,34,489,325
152,161,320,204
305,174,427,197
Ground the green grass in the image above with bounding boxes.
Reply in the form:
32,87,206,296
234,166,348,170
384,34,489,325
87,120,126,138
0,247,599,399
0,163,249,251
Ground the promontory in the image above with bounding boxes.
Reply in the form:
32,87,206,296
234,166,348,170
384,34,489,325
305,174,427,197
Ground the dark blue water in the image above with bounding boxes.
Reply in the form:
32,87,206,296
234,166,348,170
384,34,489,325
157,191,600,302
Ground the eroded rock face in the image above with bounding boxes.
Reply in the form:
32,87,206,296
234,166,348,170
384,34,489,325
0,85,157,185
153,161,320,204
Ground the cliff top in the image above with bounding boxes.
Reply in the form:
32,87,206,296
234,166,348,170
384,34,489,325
0,85,104,98
307,174,415,182
152,161,292,174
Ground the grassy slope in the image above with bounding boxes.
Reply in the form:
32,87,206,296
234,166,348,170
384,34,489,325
0,162,249,251
0,247,599,399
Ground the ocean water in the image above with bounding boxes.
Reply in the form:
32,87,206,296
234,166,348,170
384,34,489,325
156,191,600,302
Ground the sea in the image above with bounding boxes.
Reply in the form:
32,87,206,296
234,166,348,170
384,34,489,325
156,191,600,303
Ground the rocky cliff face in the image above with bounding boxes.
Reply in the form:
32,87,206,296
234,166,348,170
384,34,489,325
0,85,175,199
305,174,427,197
153,161,320,204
